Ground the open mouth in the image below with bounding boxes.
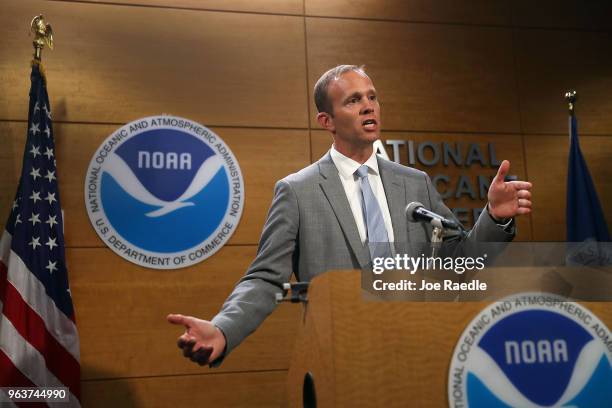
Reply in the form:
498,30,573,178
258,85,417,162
362,118,378,130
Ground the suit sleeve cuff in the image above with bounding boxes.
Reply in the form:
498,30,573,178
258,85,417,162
479,205,515,239
486,204,514,231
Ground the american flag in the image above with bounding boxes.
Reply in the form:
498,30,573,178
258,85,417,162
0,63,81,405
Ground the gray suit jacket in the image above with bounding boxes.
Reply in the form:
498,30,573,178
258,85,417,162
211,152,513,358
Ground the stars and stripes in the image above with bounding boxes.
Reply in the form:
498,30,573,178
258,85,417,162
0,63,81,406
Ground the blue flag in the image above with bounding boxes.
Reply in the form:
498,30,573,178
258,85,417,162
566,115,610,241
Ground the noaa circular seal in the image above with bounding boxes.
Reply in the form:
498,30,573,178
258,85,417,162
84,115,244,269
448,293,612,407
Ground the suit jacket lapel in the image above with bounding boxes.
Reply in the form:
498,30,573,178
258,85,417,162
377,157,409,251
318,152,370,269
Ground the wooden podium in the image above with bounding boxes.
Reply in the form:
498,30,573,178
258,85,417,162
286,269,612,407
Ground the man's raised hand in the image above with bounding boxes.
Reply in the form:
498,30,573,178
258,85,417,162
487,160,532,220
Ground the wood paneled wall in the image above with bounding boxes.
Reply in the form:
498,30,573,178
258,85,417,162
1,0,611,406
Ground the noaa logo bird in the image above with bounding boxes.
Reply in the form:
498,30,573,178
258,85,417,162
104,152,224,217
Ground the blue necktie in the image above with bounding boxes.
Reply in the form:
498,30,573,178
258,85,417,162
355,165,391,261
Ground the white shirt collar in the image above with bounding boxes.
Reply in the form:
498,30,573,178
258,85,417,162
330,145,380,180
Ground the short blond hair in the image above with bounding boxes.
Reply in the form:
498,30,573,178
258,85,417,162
313,65,368,115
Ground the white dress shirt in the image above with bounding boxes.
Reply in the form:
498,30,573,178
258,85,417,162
330,146,395,245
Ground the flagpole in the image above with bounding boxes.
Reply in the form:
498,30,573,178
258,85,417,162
564,90,577,144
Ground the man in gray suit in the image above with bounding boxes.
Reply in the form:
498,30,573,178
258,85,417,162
167,65,532,365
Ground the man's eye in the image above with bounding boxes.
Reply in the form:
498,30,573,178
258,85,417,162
348,97,359,104
369,95,377,101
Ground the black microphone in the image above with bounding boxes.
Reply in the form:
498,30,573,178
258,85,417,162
405,202,461,230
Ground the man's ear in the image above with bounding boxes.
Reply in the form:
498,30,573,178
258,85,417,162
316,112,335,132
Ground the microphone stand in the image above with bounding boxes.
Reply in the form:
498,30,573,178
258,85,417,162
429,219,467,259
430,218,444,258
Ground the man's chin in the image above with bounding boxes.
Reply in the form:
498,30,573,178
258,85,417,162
363,132,381,143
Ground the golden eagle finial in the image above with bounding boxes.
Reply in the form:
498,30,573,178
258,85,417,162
564,90,577,115
30,15,54,61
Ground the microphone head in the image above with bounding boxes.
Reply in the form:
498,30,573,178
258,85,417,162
405,201,424,223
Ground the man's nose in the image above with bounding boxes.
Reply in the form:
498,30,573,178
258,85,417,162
360,103,374,115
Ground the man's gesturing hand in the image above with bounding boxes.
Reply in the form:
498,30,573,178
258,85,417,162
487,160,532,220
167,314,226,366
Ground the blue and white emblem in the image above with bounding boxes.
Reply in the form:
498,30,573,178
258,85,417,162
448,293,612,407
85,115,244,269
